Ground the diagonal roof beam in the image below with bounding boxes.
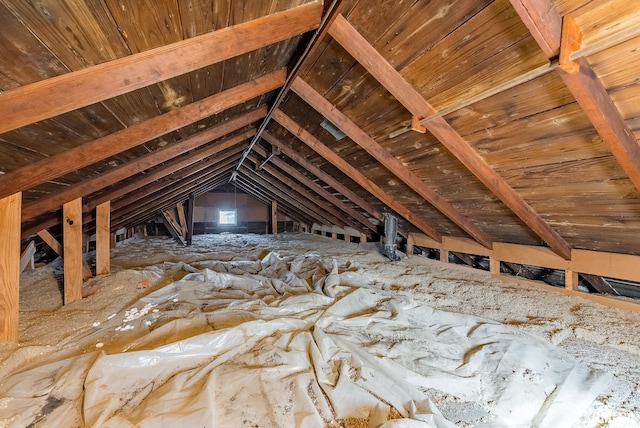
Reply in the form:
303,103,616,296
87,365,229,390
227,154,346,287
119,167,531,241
253,146,378,234
21,110,263,221
0,2,321,134
291,76,493,249
326,14,572,260
82,136,253,214
246,153,371,235
239,169,332,225
273,109,442,242
0,70,285,200
262,131,386,227
234,178,315,227
508,0,640,194
239,165,345,228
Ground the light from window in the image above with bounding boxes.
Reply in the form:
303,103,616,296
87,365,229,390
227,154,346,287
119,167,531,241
218,209,237,225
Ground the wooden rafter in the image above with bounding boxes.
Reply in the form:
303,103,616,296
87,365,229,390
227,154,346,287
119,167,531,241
291,76,493,249
262,131,386,227
0,2,321,134
0,70,285,200
326,14,572,260
509,0,640,194
273,109,443,242
240,165,343,228
252,145,378,234
247,154,367,233
22,111,263,221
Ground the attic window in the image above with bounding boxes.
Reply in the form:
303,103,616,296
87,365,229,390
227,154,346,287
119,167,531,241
218,209,237,226
320,119,346,140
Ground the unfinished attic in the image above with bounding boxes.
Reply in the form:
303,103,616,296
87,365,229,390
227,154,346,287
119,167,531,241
2,0,640,425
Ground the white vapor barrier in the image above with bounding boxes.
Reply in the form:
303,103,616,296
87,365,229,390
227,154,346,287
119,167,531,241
0,252,609,427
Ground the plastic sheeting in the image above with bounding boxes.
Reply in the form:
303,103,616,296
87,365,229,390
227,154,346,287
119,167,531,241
0,252,609,427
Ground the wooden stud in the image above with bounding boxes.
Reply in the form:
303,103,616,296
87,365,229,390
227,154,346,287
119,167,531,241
490,257,500,275
186,194,195,246
0,2,321,135
37,229,62,256
0,70,285,200
559,15,582,74
63,198,83,304
565,269,579,291
96,201,110,276
440,249,449,263
272,201,278,239
0,193,21,342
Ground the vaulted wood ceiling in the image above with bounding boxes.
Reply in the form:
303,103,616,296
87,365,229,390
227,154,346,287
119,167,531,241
1,0,640,256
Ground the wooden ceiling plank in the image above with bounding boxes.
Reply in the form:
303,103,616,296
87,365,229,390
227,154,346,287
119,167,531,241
0,2,321,134
326,15,573,259
291,77,494,249
509,0,640,194
21,109,264,221
273,109,443,242
0,70,285,200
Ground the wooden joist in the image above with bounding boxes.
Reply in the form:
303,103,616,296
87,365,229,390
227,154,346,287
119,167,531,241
19,241,36,273
37,230,63,256
273,109,444,242
0,69,285,200
96,201,110,276
63,198,83,304
0,193,21,342
0,2,321,135
326,14,572,260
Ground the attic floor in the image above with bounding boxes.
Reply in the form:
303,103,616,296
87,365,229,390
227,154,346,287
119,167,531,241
1,233,639,427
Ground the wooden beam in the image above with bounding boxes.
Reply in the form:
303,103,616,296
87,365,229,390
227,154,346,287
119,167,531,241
0,70,285,200
95,201,110,276
325,16,572,260
510,1,640,194
240,166,340,227
19,241,36,273
0,3,321,135
248,155,360,231
84,139,250,214
581,273,619,295
272,201,278,238
255,147,378,234
291,77,493,249
507,0,562,58
63,198,83,304
273,109,443,242
37,229,62,256
0,193,21,342
23,111,263,221
263,131,385,229
559,57,640,192
186,194,195,246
